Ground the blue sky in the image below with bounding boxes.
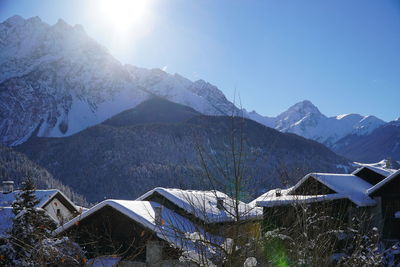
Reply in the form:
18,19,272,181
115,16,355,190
1,0,399,121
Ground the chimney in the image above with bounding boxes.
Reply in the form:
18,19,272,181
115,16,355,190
154,206,163,226
275,188,282,197
217,197,225,210
2,181,14,194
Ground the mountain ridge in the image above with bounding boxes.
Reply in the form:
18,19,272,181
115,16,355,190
17,98,352,203
334,119,400,163
248,100,386,147
0,15,241,146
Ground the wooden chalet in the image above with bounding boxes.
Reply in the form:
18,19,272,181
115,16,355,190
55,199,223,264
256,166,400,240
0,181,80,236
136,187,262,238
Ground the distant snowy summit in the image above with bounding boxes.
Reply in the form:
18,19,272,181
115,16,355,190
248,100,386,148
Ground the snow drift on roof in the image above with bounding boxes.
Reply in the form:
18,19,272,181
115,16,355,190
257,193,346,207
249,188,292,207
137,187,262,223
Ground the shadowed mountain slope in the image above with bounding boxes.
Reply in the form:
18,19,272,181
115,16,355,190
17,98,351,203
0,145,87,206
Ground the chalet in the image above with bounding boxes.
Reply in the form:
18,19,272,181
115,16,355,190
0,181,80,236
136,187,262,237
55,199,223,265
256,166,400,240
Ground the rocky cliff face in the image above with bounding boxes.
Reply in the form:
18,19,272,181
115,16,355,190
0,16,240,146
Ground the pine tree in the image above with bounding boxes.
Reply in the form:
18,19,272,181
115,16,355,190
11,178,39,216
8,178,57,266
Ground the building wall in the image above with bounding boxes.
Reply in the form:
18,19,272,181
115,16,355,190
43,197,74,225
63,206,180,260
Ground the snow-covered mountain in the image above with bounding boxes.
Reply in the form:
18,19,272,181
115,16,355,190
0,15,390,151
334,118,400,162
248,100,386,147
0,16,240,146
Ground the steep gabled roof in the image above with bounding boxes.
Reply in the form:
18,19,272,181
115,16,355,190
290,173,376,206
367,169,400,196
55,200,223,260
255,173,376,208
352,164,397,182
136,187,262,223
0,189,77,212
353,161,397,178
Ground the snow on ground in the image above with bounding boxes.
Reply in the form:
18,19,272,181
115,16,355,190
0,207,14,236
86,256,120,267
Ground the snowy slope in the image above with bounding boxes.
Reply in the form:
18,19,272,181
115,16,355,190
334,119,400,162
0,16,151,145
0,16,240,146
249,100,386,147
246,110,276,128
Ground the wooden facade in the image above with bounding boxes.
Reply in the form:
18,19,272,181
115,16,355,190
370,172,400,240
261,170,400,241
262,198,352,231
63,206,180,261
354,167,386,185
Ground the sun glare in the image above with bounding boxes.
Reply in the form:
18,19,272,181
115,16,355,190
99,0,152,33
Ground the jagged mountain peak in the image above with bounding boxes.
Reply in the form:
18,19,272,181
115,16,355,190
4,14,25,26
279,100,322,118
0,15,243,146
274,100,324,132
248,100,386,147
55,18,69,27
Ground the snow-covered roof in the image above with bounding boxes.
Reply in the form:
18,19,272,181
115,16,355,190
289,173,376,207
136,187,262,223
0,189,76,210
0,189,78,237
56,200,223,259
257,193,347,207
367,169,400,196
353,161,397,178
249,188,293,207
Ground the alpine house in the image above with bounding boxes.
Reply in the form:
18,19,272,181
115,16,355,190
0,180,80,236
55,199,224,265
136,187,263,237
255,165,400,240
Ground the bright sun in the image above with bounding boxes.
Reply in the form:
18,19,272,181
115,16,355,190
99,0,152,33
